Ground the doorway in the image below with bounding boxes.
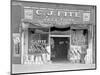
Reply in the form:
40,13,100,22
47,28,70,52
50,35,70,62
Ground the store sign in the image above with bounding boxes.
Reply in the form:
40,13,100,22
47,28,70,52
24,7,91,26
24,8,81,18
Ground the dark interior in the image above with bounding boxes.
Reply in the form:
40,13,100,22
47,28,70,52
50,26,70,31
51,37,70,62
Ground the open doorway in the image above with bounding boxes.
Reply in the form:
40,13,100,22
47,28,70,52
50,36,70,63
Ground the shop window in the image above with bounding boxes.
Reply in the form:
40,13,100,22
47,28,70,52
69,29,88,63
28,28,49,55
71,29,88,46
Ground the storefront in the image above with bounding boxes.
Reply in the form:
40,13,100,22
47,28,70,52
17,5,95,64
11,1,96,73
11,1,96,74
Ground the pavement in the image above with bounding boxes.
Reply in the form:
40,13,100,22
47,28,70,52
12,63,95,74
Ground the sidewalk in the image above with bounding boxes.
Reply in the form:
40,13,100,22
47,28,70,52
12,63,95,74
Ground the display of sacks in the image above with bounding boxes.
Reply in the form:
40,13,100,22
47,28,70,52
28,40,48,55
69,45,81,63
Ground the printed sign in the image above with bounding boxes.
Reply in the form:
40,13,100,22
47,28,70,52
24,9,33,20
13,33,20,56
83,13,90,21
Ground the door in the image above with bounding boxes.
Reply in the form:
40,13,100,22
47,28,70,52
51,37,70,62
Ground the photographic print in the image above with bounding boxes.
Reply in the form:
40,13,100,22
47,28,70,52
11,0,96,74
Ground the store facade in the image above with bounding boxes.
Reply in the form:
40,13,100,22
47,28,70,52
20,6,95,64
11,1,96,74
